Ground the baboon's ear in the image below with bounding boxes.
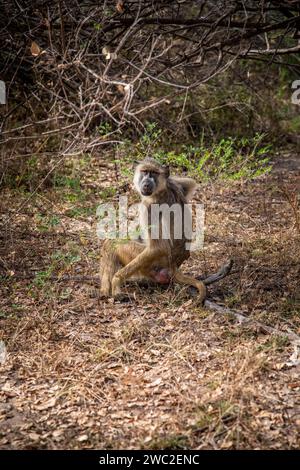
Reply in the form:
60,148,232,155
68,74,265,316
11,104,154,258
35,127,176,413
163,165,170,178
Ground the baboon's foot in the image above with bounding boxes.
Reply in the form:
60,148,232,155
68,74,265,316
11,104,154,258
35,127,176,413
194,287,206,306
196,282,206,305
99,287,111,299
111,276,123,298
178,283,205,300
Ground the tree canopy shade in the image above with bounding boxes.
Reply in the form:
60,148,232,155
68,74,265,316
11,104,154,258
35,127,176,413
1,0,300,152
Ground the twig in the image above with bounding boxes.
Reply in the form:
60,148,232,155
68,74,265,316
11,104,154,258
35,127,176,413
204,300,300,345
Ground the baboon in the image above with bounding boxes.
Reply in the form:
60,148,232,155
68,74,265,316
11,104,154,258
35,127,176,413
99,158,207,301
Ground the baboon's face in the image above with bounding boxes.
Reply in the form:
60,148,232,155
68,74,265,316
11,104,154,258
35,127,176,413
134,160,169,197
138,169,160,196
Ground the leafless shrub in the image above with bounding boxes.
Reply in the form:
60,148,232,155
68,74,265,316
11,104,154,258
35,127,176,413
1,0,300,160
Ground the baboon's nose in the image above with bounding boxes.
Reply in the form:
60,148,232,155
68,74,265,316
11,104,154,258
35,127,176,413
142,183,153,195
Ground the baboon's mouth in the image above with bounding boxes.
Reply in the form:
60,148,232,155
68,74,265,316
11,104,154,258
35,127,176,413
141,188,153,196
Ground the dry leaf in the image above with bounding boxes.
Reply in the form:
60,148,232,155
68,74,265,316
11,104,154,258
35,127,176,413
102,46,117,61
117,84,125,94
147,378,162,387
286,345,300,367
30,41,41,57
28,432,40,441
220,440,233,449
116,1,125,13
36,397,56,410
52,429,64,439
0,341,7,365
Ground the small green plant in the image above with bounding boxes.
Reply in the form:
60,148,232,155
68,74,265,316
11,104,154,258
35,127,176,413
114,156,135,178
138,122,162,156
53,175,81,190
99,186,117,200
52,173,86,202
93,22,102,31
33,268,53,287
36,214,61,231
194,401,238,434
154,132,272,182
51,251,81,266
66,205,96,218
285,115,300,133
115,124,272,185
97,122,112,137
0,304,23,319
78,153,92,168
257,335,290,352
31,250,81,289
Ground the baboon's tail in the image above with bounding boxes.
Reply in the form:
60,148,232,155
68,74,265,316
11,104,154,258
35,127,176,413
197,259,233,285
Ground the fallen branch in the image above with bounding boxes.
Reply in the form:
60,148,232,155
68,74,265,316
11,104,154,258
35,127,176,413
205,300,300,345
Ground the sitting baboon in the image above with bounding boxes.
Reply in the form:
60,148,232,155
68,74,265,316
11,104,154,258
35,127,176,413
100,158,207,301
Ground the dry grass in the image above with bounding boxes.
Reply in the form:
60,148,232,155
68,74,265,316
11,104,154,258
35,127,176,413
0,151,299,449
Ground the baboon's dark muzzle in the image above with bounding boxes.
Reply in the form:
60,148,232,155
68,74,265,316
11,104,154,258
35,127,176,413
141,181,154,196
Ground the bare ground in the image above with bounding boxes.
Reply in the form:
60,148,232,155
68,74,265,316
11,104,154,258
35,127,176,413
0,151,299,449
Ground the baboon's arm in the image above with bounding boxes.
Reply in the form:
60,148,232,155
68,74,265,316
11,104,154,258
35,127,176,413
111,247,163,296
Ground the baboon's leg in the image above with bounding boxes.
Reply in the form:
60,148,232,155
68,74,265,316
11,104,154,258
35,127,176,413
100,270,111,297
99,240,120,297
116,241,145,266
174,270,206,303
111,247,161,297
100,240,145,297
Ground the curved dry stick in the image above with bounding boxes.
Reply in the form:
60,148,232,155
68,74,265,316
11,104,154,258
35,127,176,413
199,258,234,286
204,300,300,345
